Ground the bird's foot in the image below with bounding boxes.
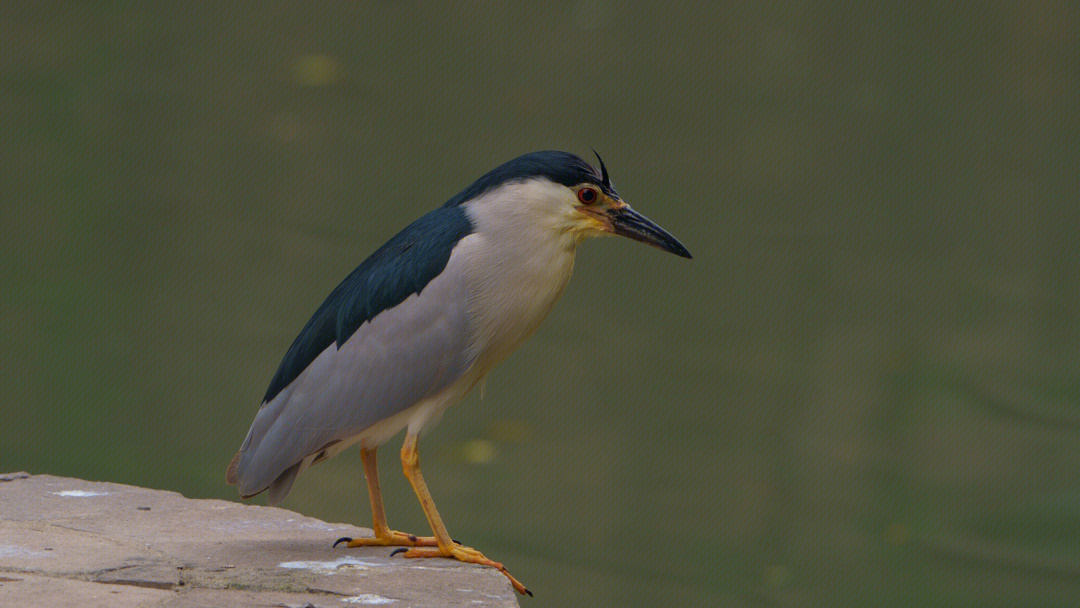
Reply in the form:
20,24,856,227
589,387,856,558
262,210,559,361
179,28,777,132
333,530,439,548
390,545,531,597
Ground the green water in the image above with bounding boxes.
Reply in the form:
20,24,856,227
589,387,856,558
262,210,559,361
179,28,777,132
3,3,1079,606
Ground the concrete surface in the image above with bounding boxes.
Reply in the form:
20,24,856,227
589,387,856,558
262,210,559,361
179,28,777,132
0,473,518,607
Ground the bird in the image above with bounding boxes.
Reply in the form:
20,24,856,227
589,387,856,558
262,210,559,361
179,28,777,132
226,150,691,595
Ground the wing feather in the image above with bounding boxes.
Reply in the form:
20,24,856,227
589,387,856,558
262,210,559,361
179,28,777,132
262,206,472,404
230,207,476,502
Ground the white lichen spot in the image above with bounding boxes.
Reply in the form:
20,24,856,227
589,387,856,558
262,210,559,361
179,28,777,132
341,594,396,605
277,556,381,573
295,521,337,531
0,545,51,558
51,490,109,497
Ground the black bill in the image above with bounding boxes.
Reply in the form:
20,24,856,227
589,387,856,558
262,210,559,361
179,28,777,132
608,206,692,259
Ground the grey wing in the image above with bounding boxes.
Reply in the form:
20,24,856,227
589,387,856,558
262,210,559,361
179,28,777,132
230,259,475,504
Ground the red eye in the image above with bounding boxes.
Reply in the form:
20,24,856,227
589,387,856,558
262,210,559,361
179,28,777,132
577,188,598,204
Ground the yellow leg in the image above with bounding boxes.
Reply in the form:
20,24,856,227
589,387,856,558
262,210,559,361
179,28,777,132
394,433,531,597
335,446,438,548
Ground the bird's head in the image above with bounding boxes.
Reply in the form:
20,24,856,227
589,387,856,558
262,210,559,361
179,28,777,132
447,151,692,259
565,151,692,259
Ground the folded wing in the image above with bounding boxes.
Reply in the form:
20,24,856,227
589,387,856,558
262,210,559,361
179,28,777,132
228,207,475,503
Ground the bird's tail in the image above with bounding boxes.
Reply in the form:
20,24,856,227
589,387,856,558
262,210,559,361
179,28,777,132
225,450,241,486
225,446,303,505
267,461,303,506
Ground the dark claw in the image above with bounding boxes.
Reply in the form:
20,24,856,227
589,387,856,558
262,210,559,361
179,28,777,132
408,534,417,542
390,548,408,557
524,588,533,597
333,537,352,548
453,538,462,545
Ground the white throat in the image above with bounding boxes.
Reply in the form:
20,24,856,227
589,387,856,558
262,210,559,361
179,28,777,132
456,179,583,373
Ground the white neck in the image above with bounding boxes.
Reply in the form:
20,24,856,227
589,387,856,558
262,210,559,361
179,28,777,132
457,179,584,372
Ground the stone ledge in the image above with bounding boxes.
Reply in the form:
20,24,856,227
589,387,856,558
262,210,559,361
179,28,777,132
0,473,518,608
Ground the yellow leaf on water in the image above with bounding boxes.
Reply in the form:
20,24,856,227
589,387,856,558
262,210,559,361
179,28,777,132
461,439,497,465
290,54,340,87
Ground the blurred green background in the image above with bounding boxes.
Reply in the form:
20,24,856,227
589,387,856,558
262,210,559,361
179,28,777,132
3,2,1080,606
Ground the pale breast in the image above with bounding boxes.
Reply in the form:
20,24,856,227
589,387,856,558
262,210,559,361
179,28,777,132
457,218,579,375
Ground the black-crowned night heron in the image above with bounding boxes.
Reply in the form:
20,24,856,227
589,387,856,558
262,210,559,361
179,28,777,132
227,151,691,595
